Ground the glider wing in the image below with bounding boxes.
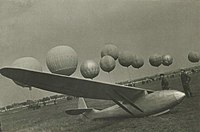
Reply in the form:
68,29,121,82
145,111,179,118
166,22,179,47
0,67,154,101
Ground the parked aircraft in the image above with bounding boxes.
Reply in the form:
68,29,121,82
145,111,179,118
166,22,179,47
0,67,185,119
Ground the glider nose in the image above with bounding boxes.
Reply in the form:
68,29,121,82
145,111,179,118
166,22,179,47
174,91,185,102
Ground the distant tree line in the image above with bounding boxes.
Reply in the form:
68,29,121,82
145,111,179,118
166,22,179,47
0,94,74,112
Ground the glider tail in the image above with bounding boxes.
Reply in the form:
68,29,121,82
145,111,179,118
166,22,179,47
78,97,88,109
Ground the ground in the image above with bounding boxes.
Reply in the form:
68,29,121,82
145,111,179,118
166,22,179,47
0,71,200,132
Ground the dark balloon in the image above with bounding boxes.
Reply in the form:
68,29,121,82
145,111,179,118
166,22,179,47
118,51,133,67
100,55,116,73
101,44,119,60
132,55,144,69
188,51,200,63
162,55,173,66
46,46,78,76
149,54,162,67
80,60,100,79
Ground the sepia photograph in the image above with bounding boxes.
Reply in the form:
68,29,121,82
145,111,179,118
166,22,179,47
0,0,200,131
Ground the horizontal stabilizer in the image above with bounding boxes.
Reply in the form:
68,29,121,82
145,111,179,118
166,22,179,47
65,108,93,115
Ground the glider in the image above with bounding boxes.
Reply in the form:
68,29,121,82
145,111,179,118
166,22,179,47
0,67,185,119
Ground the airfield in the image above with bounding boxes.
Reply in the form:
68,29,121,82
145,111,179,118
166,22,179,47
0,67,200,132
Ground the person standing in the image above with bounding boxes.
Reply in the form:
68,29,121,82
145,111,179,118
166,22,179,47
160,74,169,90
180,69,192,97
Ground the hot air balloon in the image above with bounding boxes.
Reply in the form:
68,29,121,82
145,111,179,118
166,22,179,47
12,57,42,88
101,44,119,60
100,55,116,73
46,46,78,76
188,51,200,63
118,51,133,67
162,55,173,66
149,54,162,67
12,57,42,71
80,60,100,79
132,55,144,69
118,51,134,81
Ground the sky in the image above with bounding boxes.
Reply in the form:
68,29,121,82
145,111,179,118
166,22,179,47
0,0,199,107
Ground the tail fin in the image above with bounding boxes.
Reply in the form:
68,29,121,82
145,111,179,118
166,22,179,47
78,97,88,109
65,97,92,115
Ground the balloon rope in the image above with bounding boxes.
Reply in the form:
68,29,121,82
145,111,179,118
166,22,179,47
127,67,131,81
157,67,160,75
108,72,112,83
29,88,33,100
132,68,134,81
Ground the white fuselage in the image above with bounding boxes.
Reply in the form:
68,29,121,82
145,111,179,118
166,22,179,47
82,90,185,119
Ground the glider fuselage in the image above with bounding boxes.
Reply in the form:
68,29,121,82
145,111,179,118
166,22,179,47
82,90,185,119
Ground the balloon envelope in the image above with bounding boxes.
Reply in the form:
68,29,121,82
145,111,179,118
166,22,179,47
149,54,162,67
100,55,116,72
80,60,100,79
162,55,173,66
12,57,42,87
118,51,133,67
46,46,78,76
12,57,42,71
188,51,200,63
132,55,144,69
101,44,119,60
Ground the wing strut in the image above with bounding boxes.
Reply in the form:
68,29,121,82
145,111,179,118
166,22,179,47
106,93,135,117
113,90,144,113
112,98,135,117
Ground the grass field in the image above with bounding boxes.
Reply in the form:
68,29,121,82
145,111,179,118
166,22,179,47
0,71,200,132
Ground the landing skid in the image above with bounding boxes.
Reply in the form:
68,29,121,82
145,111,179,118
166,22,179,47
150,109,170,117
